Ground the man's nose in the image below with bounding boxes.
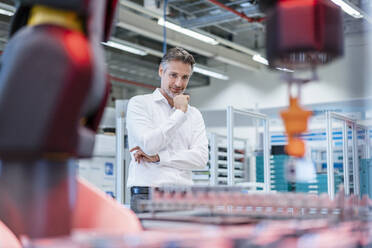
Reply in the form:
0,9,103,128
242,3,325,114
175,78,182,87
175,77,183,87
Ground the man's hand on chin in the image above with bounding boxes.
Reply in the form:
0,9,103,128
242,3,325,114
130,146,160,163
173,94,189,113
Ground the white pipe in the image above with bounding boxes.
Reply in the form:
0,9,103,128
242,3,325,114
115,100,126,204
342,122,350,195
227,106,235,186
326,111,335,199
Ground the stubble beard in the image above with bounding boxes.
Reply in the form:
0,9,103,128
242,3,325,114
164,87,184,99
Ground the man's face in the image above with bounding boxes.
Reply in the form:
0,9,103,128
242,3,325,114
159,60,192,98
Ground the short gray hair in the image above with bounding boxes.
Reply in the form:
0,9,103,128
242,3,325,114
160,47,195,71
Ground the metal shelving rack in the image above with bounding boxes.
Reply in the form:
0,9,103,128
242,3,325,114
192,133,248,186
196,107,270,190
325,112,370,199
227,106,270,191
269,113,370,198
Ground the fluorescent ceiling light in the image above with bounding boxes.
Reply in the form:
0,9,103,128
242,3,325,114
194,65,229,80
331,0,363,18
252,54,269,65
276,67,294,73
158,18,219,45
0,9,13,16
210,9,222,15
253,55,294,72
101,41,148,56
240,2,252,7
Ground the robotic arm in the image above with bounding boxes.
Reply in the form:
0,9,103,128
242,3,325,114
0,0,118,238
259,0,344,157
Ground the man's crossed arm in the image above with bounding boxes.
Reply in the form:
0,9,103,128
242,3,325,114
130,146,159,163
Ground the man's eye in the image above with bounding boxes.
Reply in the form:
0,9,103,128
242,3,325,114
182,76,189,80
170,74,177,78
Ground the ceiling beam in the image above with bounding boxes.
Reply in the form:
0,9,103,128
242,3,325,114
168,2,237,35
179,5,261,29
119,0,260,57
185,0,247,15
179,12,241,29
117,6,261,71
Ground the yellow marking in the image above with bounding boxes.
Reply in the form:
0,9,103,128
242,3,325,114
28,5,82,32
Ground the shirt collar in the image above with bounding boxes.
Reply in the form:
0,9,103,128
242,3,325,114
153,88,168,103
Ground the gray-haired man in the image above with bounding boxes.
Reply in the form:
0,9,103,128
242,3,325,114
126,47,209,212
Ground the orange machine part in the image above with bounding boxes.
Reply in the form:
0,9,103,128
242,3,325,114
286,137,305,158
280,97,312,157
73,178,142,234
0,221,21,248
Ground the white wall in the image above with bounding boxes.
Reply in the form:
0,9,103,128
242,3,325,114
189,33,372,111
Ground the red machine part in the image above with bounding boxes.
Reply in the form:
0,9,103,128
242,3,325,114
0,0,119,240
44,28,93,156
264,0,344,157
266,0,344,70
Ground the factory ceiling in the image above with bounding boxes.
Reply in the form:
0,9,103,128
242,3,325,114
0,0,370,94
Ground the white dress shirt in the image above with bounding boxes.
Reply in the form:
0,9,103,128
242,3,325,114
126,88,209,187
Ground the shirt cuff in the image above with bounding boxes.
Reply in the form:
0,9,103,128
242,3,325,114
158,149,171,164
170,109,187,126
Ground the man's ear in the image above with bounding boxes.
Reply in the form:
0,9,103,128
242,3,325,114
158,65,163,78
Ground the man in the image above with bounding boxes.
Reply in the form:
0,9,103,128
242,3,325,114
126,47,209,212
